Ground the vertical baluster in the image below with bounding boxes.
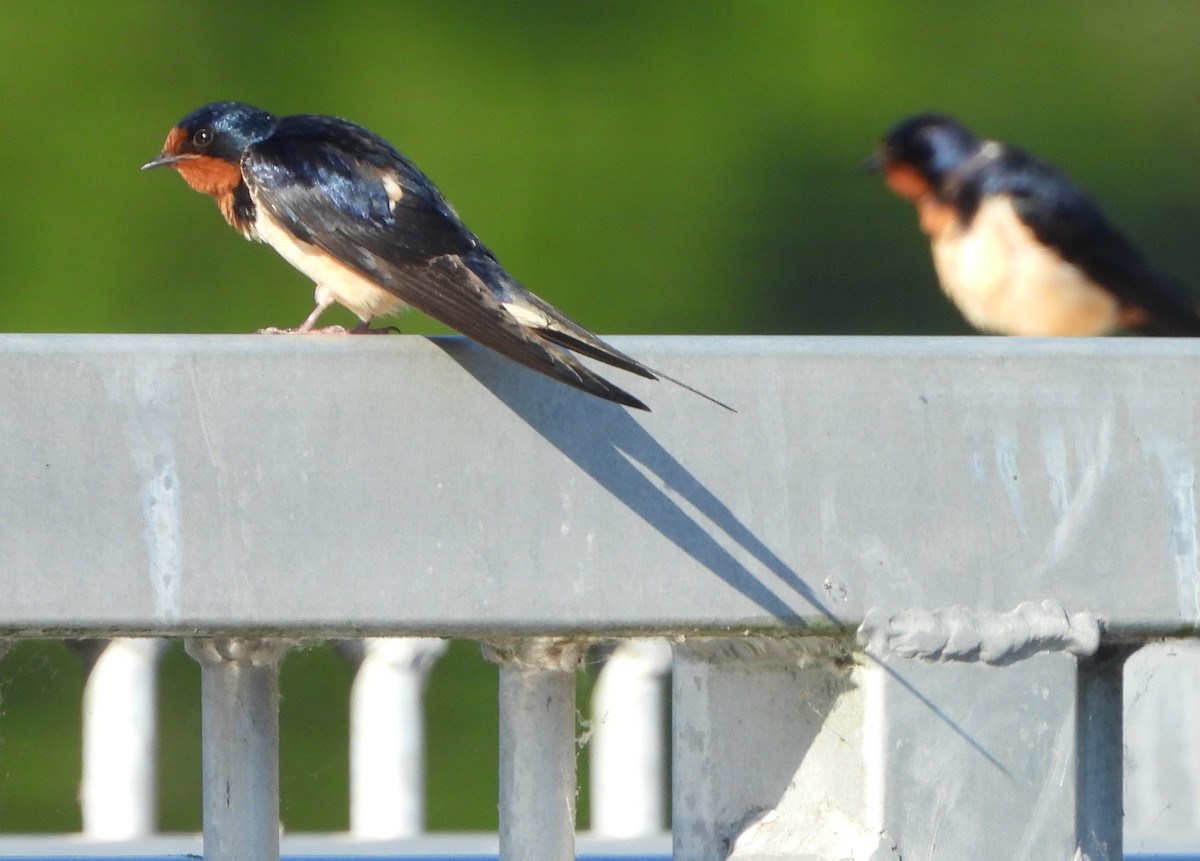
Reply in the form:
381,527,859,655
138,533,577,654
81,637,166,838
486,638,586,861
1076,644,1135,861
349,637,447,837
1124,642,1200,844
187,638,289,861
589,638,671,838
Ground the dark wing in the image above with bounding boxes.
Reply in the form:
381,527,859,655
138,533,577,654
981,149,1200,335
243,114,655,409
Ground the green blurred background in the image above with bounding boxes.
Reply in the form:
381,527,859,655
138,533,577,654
1,0,1199,833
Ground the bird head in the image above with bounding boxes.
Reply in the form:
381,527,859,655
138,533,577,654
867,113,979,201
142,101,277,197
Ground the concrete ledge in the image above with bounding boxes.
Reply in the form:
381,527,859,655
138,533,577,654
1,334,1197,638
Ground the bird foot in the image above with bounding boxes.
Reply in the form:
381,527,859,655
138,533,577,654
257,325,350,335
256,322,399,335
351,323,401,335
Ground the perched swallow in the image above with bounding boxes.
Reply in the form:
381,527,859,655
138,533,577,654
870,113,1200,336
143,101,731,412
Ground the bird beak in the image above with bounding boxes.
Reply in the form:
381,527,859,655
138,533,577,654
861,151,883,173
140,152,198,171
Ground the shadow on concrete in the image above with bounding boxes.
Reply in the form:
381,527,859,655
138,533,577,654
434,338,838,628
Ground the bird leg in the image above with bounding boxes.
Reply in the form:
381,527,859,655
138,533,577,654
257,295,346,334
257,293,399,335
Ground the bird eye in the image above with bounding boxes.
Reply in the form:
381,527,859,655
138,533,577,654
193,128,214,147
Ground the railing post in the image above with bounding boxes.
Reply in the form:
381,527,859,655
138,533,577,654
80,637,166,839
589,638,671,838
672,638,873,861
348,636,447,838
486,638,586,861
1076,644,1135,861
186,637,289,861
1124,642,1200,847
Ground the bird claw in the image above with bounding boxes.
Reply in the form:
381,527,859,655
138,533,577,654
256,322,399,335
257,325,350,334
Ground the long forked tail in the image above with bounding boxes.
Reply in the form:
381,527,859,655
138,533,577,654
538,327,737,413
555,351,652,411
649,364,738,413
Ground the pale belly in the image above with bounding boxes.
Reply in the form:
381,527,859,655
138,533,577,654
251,207,407,322
930,197,1121,336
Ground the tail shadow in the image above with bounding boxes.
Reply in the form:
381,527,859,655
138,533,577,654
434,338,840,628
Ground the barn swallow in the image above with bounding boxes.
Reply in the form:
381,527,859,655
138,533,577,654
870,113,1200,336
142,101,732,412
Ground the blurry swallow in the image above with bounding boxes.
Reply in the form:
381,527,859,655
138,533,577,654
143,101,732,411
870,112,1200,336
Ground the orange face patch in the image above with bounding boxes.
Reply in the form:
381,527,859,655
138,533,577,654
916,198,958,237
154,125,242,199
162,125,188,156
884,163,933,202
172,155,242,199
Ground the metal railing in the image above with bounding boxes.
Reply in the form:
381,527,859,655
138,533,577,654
3,333,1200,861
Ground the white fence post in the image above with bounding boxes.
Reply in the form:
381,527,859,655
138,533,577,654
80,637,166,839
349,637,447,838
487,638,586,861
589,638,671,837
187,637,289,861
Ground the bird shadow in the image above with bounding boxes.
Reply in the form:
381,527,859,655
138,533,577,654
435,340,1008,782
433,339,839,628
